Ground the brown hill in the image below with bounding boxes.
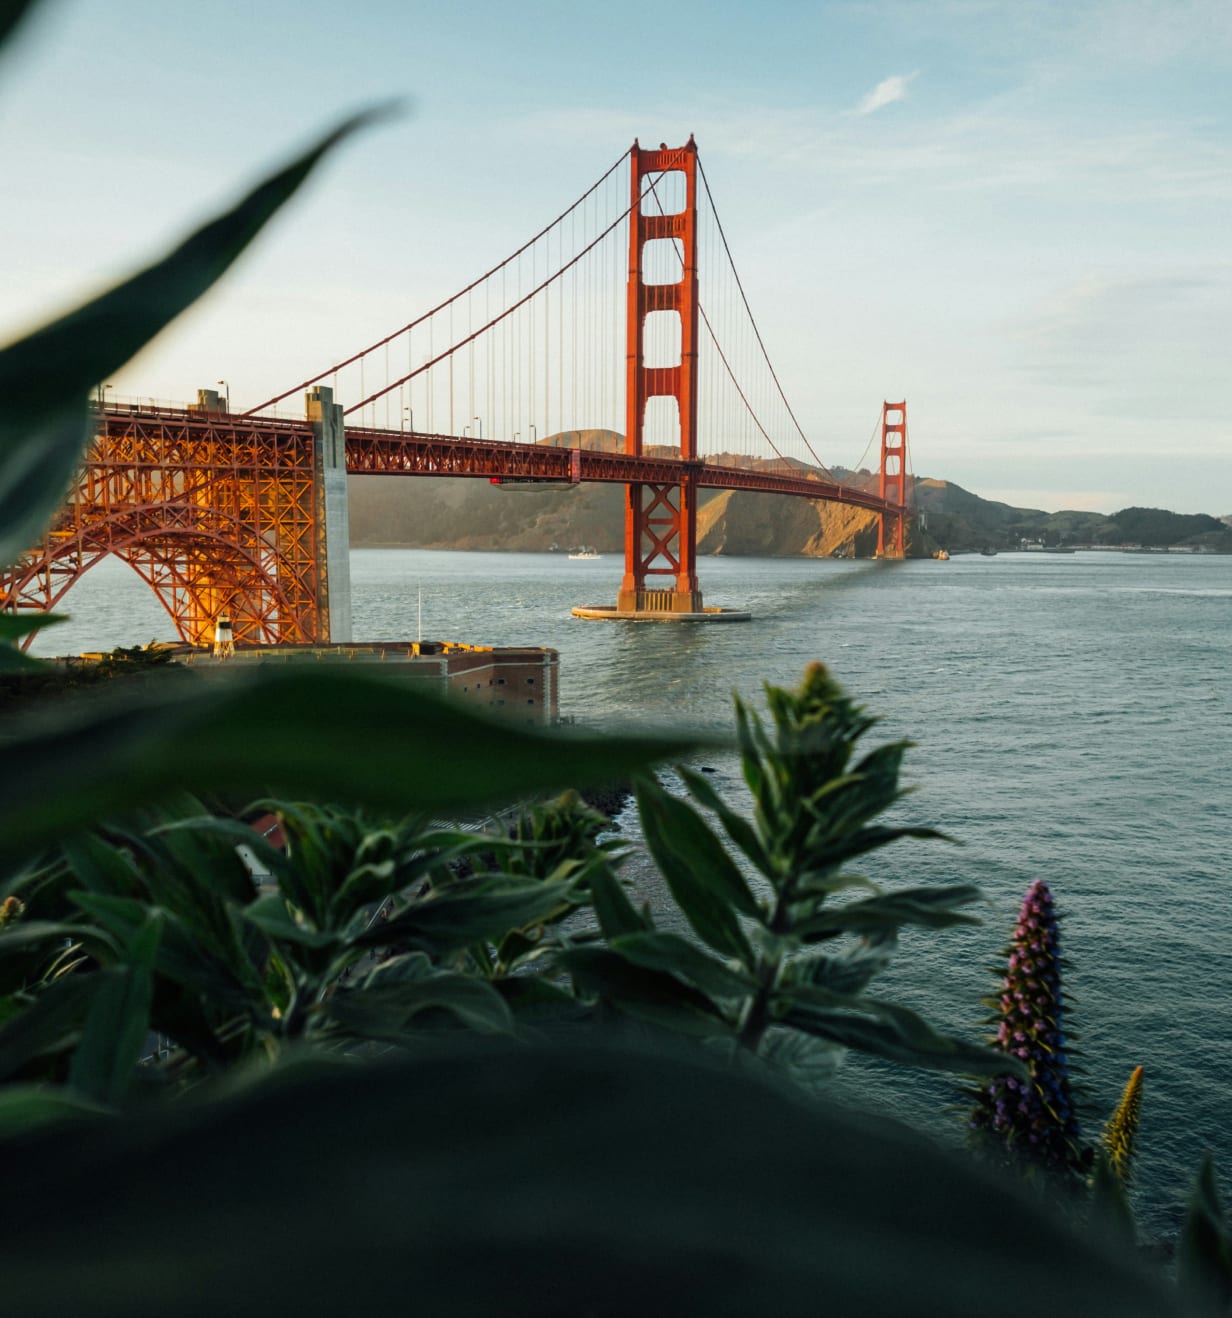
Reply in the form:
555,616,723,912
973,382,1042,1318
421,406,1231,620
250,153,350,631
346,438,1230,557
348,428,888,557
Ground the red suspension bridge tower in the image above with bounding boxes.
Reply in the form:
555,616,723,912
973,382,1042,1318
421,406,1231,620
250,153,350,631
876,400,909,559
616,137,704,616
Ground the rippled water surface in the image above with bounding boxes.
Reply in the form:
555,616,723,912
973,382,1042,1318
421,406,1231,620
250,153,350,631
39,547,1232,1237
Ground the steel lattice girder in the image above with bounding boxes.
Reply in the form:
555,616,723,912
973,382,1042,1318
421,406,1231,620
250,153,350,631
0,411,323,645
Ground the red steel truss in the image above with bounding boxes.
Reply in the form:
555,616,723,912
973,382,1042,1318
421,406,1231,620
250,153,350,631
876,401,909,558
2,410,908,646
2,406,324,647
618,136,703,614
346,430,895,510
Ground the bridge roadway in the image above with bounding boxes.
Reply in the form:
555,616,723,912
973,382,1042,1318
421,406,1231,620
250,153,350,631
91,404,899,518
345,426,895,519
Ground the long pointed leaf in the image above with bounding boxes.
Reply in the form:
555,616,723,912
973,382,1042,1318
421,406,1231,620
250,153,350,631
0,0,38,49
0,669,704,867
68,913,162,1105
794,885,983,940
678,765,774,879
0,974,96,1081
1178,1155,1232,1316
777,993,1014,1078
356,880,578,955
0,107,389,567
634,779,755,961
608,932,754,1002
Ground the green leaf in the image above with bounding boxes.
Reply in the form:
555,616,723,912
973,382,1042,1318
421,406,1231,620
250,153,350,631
68,912,162,1105
608,932,754,1003
69,891,260,1010
798,824,947,876
0,405,93,569
0,670,703,868
327,974,514,1039
794,885,983,940
243,894,341,951
0,918,117,958
0,1085,107,1140
678,765,774,879
558,947,727,1037
776,992,1015,1077
0,974,96,1081
61,833,144,897
0,612,67,672
1088,1149,1137,1253
587,869,651,940
634,779,756,961
0,1037,1179,1317
1178,1155,1232,1316
0,0,39,50
0,108,390,569
491,975,584,1023
357,879,578,955
789,931,896,997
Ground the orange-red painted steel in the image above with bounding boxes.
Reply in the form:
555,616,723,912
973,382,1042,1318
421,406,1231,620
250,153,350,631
619,137,703,613
2,408,909,644
3,405,323,647
3,137,912,640
876,401,909,558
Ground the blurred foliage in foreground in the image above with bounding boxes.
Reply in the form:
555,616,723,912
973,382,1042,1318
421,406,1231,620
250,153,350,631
1,1,1228,1308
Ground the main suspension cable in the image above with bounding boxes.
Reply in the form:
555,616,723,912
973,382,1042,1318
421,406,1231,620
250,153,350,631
697,155,834,479
244,147,633,417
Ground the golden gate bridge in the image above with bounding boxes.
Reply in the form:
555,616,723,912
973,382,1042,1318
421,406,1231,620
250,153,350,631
1,137,910,646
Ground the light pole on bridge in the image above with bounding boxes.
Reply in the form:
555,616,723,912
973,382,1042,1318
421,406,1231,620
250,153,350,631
216,379,230,413
474,416,483,440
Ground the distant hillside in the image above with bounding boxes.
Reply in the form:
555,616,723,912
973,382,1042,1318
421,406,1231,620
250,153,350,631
347,434,1232,557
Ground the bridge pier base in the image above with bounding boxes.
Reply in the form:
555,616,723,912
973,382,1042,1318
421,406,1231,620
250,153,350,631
572,602,750,623
614,587,703,614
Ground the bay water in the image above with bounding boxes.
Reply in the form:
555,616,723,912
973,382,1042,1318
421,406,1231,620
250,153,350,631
35,546,1232,1239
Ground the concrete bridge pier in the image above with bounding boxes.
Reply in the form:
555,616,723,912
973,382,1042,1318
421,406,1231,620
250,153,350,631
306,385,353,643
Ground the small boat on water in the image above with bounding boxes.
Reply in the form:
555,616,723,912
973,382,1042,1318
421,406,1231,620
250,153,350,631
933,549,950,561
568,547,600,560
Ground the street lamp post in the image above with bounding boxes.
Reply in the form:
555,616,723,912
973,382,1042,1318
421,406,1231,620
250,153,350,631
216,379,230,412
474,416,483,440
403,407,414,434
529,423,537,443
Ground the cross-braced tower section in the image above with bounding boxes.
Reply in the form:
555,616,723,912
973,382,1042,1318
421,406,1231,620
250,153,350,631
617,136,703,614
876,400,909,559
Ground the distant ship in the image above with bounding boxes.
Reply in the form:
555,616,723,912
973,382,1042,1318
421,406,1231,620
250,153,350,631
568,547,600,560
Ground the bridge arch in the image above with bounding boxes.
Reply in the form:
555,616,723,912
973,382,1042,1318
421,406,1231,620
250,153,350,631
1,407,326,648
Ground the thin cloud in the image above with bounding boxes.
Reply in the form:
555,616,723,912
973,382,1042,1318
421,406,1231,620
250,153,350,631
854,73,917,116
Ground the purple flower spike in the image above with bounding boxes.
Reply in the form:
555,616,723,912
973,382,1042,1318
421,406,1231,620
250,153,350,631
969,880,1084,1177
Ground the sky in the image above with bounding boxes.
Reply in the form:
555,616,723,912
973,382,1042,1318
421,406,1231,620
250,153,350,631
1,0,1229,516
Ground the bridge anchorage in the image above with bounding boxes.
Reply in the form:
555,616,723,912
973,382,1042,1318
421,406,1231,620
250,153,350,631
2,135,912,648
